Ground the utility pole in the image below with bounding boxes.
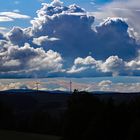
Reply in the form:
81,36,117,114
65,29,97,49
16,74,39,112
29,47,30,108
70,80,72,93
35,81,39,92
7,84,10,90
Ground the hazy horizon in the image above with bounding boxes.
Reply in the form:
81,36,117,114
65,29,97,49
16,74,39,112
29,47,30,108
0,76,140,92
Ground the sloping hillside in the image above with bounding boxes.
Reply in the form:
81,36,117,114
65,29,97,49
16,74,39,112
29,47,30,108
0,130,61,140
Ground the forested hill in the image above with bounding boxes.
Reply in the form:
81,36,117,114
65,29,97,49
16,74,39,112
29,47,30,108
1,90,140,139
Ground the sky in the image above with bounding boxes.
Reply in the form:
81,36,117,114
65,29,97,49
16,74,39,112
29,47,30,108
1,77,140,92
0,0,140,80
0,0,112,30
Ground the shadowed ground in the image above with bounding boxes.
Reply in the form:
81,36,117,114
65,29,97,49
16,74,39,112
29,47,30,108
0,130,61,140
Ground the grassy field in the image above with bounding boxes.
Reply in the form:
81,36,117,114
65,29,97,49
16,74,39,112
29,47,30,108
0,130,61,140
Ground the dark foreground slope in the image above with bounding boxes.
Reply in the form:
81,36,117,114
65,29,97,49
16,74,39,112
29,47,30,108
0,90,140,140
0,130,61,140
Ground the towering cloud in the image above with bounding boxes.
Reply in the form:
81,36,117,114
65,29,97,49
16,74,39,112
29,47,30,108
95,18,138,60
29,2,138,61
93,0,140,41
0,0,140,77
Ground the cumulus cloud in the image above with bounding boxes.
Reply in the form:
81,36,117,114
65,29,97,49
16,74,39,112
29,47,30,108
100,56,126,76
6,27,30,45
67,54,140,77
95,17,139,60
0,0,140,77
67,56,102,76
26,1,138,62
0,43,63,77
29,1,95,60
93,0,140,41
51,0,63,7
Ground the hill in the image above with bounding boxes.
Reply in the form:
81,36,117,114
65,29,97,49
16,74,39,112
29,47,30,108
0,130,61,140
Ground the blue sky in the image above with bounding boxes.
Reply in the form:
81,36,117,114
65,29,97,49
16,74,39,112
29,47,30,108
0,0,112,30
0,0,140,79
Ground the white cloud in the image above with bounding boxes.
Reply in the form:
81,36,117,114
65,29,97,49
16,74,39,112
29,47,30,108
98,80,112,87
6,27,30,45
74,56,97,65
67,54,140,77
3,59,20,67
33,36,59,46
0,27,9,33
0,16,13,22
92,0,140,40
0,27,7,30
100,56,126,76
51,0,63,7
0,12,30,19
28,1,138,62
0,43,63,77
86,82,140,93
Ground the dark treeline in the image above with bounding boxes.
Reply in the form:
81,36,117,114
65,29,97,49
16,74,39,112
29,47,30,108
63,91,140,140
1,90,140,139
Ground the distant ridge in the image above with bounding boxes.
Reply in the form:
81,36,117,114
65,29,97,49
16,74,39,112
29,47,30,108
0,90,140,113
0,89,69,94
1,89,140,95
